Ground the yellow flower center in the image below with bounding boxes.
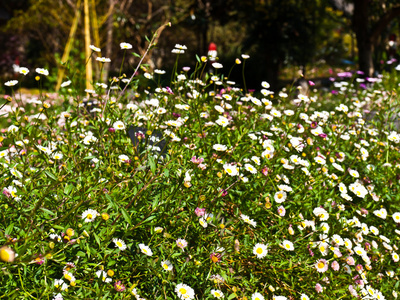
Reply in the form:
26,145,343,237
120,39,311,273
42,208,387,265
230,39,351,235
256,248,263,254
117,242,122,247
179,288,187,295
87,214,93,219
318,262,325,269
278,194,283,199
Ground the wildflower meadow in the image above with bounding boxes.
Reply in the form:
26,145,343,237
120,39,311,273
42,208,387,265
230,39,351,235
1,35,400,300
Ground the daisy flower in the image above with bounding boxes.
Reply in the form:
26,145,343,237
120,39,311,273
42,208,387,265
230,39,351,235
300,294,310,300
244,163,257,174
240,214,257,227
120,42,133,49
392,252,399,262
251,292,264,300
96,57,111,63
282,240,294,251
139,243,153,256
89,45,101,52
175,283,195,300
211,289,224,298
60,80,71,88
113,121,126,130
274,190,287,203
223,163,239,176
36,68,49,76
348,169,359,178
5,80,18,86
0,246,15,262
96,270,112,283
113,238,127,251
213,144,227,151
215,116,229,127
81,209,99,223
199,217,208,228
315,259,328,273
393,212,400,223
253,243,268,258
161,260,173,271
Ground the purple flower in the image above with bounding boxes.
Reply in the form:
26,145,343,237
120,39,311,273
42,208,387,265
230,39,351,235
165,86,174,94
172,112,181,118
219,189,228,197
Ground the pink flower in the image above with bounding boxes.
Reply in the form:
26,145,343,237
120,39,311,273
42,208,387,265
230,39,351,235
191,156,204,164
176,238,188,251
210,252,221,263
277,206,286,216
2,188,11,198
346,256,355,266
315,283,323,293
114,281,126,292
331,260,340,271
349,285,358,297
261,167,269,176
195,208,206,217
355,264,363,272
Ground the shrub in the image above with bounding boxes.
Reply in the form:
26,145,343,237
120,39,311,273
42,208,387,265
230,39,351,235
1,41,400,300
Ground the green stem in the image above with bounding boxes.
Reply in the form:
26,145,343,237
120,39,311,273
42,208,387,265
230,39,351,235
242,60,247,94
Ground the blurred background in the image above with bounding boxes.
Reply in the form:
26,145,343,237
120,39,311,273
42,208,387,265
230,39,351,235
0,0,399,91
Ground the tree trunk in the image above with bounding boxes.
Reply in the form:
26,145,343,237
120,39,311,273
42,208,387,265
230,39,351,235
102,0,114,83
353,0,374,77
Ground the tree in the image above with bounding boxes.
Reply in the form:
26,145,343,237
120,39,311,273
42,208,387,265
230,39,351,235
333,0,400,76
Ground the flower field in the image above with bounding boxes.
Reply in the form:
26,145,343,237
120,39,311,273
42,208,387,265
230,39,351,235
1,44,400,300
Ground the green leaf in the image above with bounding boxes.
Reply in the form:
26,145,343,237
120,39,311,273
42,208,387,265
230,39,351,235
120,207,132,225
164,169,169,177
93,232,101,247
44,170,57,181
64,184,74,195
148,156,156,174
227,293,237,300
76,251,86,257
40,208,55,216
5,223,14,235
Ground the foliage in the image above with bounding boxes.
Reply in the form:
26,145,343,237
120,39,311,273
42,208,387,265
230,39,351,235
1,39,400,300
